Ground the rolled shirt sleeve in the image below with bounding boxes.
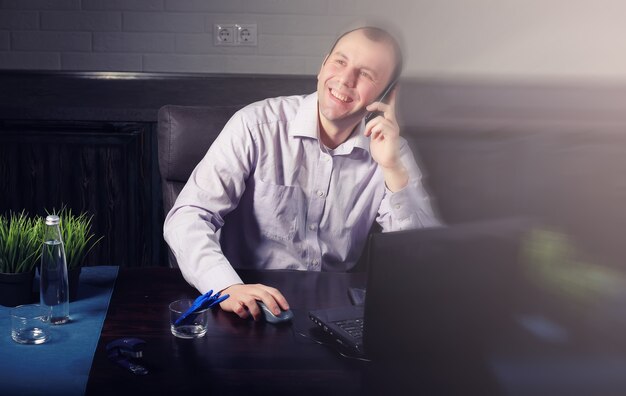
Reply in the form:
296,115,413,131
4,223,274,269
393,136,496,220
164,110,254,294
376,138,442,231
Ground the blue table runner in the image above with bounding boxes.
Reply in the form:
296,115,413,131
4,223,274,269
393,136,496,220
0,266,118,396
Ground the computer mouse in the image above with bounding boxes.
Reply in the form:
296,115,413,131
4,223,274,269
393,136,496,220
257,301,293,324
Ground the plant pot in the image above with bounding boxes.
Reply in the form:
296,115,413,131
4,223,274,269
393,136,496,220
0,270,35,307
68,267,82,302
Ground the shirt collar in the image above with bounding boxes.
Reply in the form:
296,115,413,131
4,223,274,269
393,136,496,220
346,118,370,152
289,92,319,139
289,92,370,154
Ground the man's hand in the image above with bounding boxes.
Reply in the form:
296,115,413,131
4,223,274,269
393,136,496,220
219,283,290,321
364,89,408,192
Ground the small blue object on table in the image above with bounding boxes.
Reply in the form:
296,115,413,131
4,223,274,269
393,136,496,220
0,266,118,396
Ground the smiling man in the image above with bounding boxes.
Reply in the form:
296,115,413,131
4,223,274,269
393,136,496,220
164,25,440,321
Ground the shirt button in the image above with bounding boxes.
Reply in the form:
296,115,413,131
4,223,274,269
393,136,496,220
394,204,401,210
317,190,325,197
312,259,319,266
308,224,317,231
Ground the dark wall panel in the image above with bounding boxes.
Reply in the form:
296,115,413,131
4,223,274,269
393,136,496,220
0,121,155,267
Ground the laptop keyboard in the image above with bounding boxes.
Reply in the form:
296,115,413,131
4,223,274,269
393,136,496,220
334,318,364,343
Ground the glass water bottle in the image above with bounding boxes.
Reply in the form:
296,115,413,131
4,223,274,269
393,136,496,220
40,215,70,324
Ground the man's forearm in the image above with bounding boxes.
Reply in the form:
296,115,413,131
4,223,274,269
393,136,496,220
382,164,409,192
164,205,243,294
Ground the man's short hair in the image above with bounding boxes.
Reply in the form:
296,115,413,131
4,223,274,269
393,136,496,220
324,25,404,89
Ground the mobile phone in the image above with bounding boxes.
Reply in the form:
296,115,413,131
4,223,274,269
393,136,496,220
364,80,397,124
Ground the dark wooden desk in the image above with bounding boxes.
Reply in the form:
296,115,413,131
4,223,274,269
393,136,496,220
86,268,387,396
85,267,626,395
87,268,499,395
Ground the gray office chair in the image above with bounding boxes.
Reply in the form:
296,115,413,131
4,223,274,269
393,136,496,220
157,104,242,267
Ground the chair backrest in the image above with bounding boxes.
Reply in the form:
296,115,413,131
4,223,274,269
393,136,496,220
157,105,242,216
157,104,242,266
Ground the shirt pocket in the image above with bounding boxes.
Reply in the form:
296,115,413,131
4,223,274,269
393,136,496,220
253,179,303,242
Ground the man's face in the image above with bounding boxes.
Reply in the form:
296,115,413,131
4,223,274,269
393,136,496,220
317,30,395,127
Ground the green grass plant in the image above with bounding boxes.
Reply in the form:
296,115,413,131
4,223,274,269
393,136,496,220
54,207,103,270
0,207,103,273
0,211,43,273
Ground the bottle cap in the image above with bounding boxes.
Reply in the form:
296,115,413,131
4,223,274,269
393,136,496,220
45,215,60,226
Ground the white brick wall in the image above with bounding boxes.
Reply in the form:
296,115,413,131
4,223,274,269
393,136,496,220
174,33,255,55
260,35,331,56
82,0,164,12
3,0,626,80
123,12,205,33
0,51,60,69
0,0,354,74
0,11,39,30
164,0,251,13
251,14,353,36
61,52,142,71
94,32,174,53
0,0,80,11
143,53,224,73
12,31,92,51
41,11,122,31
235,1,327,16
223,54,306,74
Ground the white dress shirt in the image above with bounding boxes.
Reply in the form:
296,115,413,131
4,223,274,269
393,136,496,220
164,92,440,294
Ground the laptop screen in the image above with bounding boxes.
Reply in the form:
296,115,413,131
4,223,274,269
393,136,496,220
362,218,533,362
361,217,626,394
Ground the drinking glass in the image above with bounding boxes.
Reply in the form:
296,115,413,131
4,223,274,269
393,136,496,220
169,299,209,339
11,304,51,345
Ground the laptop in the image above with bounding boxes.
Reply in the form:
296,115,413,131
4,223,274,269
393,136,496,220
309,218,533,361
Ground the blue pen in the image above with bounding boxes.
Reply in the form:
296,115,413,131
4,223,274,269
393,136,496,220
175,291,229,326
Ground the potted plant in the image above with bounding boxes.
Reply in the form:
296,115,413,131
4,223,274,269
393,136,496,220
55,207,103,301
0,211,42,307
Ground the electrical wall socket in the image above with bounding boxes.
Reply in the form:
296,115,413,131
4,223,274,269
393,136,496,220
235,24,257,46
214,24,235,46
214,23,257,46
